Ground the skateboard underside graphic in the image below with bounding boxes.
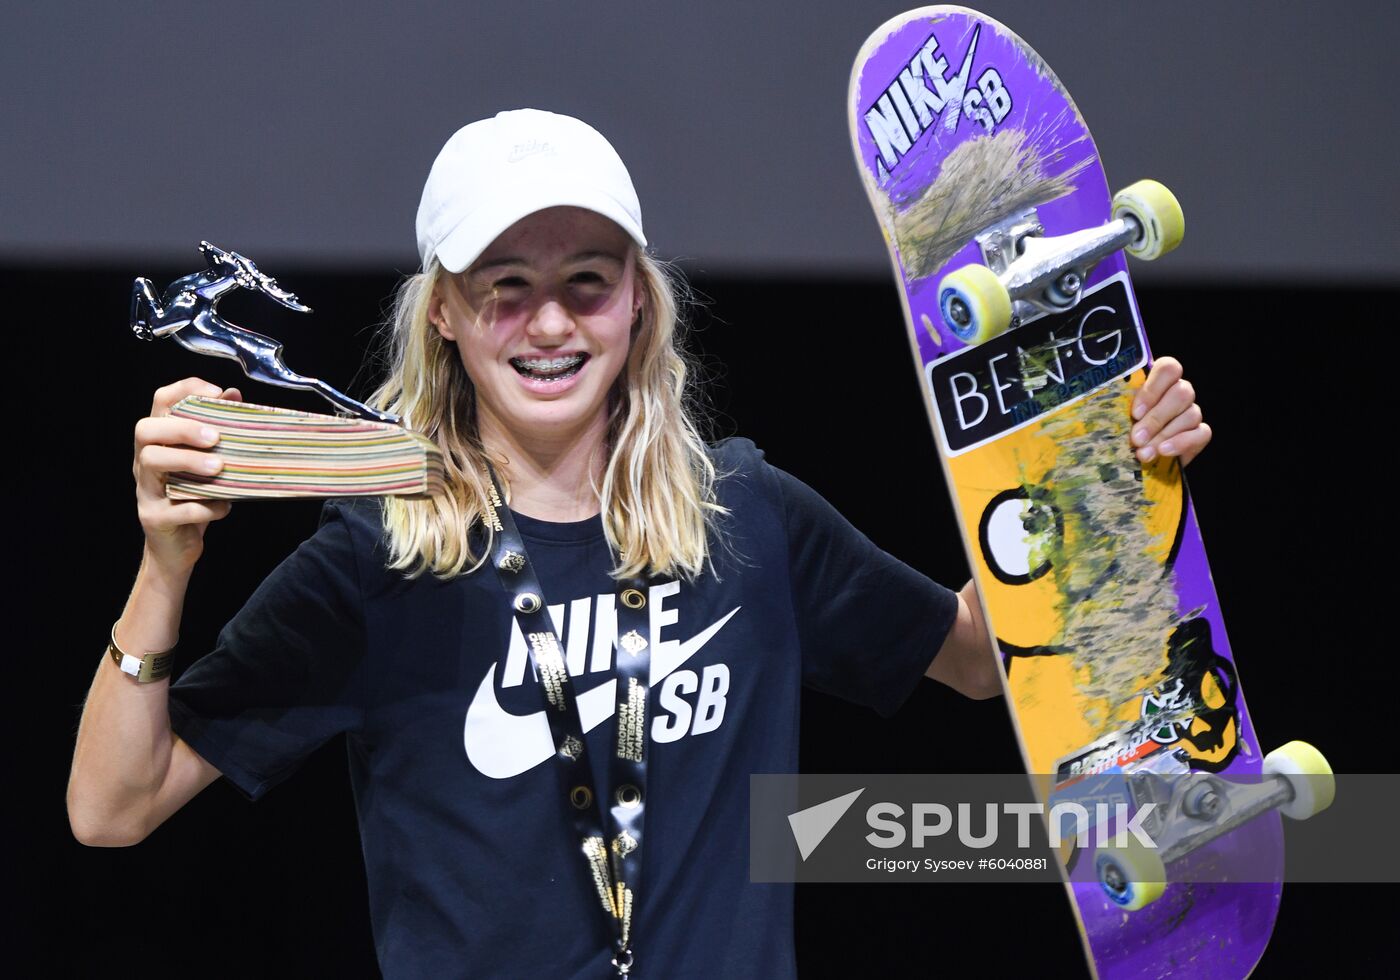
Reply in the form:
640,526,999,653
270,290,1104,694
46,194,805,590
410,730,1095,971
847,7,1307,978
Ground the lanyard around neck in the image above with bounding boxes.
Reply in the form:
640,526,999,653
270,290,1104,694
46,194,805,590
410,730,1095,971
481,468,652,976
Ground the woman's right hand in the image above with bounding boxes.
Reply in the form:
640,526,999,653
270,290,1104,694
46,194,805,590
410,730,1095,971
134,378,243,572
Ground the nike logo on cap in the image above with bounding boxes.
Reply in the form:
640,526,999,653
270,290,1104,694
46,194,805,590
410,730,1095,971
507,139,553,163
464,607,740,779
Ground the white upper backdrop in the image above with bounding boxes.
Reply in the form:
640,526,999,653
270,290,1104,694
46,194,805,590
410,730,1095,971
4,0,1395,281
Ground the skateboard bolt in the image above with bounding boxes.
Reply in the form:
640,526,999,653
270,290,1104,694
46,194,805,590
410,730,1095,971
1101,863,1126,895
1183,783,1223,820
1057,271,1081,296
947,298,971,327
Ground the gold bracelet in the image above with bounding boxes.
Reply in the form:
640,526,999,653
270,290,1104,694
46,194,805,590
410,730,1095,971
107,621,175,683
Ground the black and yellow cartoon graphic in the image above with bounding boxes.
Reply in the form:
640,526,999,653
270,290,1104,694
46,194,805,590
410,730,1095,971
945,372,1241,774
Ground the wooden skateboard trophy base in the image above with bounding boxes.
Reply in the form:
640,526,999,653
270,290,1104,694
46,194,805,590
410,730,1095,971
166,396,445,501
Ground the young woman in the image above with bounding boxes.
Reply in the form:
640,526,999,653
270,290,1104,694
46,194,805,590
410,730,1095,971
68,109,1211,977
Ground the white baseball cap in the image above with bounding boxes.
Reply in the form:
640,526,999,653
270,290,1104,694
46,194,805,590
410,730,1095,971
415,109,647,273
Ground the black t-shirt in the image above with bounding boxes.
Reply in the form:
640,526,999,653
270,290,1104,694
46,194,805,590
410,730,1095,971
169,438,959,978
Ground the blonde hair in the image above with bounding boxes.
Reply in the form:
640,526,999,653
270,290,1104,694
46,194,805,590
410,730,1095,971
367,251,725,580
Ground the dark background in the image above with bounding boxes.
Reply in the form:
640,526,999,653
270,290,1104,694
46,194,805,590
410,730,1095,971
31,261,1391,977
5,1,1398,282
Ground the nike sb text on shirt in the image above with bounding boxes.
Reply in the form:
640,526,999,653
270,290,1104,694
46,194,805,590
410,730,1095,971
465,579,741,778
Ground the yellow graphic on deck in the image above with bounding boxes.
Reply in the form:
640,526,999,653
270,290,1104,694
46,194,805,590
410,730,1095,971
946,372,1237,773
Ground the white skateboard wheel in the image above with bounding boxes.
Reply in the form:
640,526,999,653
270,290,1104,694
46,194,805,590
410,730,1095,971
937,264,1012,345
1111,179,1185,261
1095,840,1166,912
1263,740,1336,820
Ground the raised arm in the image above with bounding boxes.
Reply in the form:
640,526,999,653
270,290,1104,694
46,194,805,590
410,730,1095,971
67,378,240,846
925,579,1003,699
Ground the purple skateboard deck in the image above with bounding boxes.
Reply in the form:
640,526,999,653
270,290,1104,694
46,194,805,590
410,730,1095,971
848,8,1283,978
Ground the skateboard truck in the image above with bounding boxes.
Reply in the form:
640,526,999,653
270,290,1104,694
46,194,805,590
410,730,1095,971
937,179,1185,346
973,207,1140,324
1094,741,1335,911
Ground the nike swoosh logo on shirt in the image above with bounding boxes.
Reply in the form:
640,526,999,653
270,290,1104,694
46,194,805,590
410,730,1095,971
464,607,741,779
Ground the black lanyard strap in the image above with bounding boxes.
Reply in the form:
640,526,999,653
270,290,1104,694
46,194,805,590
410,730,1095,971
482,470,652,976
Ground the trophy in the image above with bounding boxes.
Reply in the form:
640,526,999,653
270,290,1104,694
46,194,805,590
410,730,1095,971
131,242,444,500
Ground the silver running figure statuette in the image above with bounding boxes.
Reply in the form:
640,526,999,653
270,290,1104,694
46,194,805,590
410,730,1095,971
130,241,400,424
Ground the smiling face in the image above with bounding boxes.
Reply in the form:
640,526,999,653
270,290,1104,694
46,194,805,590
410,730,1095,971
430,206,641,453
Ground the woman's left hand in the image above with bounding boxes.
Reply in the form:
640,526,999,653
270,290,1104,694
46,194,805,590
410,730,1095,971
1130,356,1211,467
